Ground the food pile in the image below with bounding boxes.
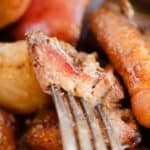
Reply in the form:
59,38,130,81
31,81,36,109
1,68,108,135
0,0,150,149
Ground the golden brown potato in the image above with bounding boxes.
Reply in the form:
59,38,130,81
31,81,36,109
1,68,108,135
0,0,31,29
0,109,16,150
0,41,49,114
26,108,62,150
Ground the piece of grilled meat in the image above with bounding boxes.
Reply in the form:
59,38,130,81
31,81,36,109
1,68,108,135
26,31,141,147
26,31,124,106
0,109,16,150
90,0,150,128
26,108,62,150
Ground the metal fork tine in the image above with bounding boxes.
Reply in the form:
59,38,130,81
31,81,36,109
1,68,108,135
51,85,78,150
97,104,123,150
51,84,123,150
67,92,93,150
81,100,107,150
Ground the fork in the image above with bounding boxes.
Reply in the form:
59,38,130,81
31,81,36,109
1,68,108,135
50,85,123,150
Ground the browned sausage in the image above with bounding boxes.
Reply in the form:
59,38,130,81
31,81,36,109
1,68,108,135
0,109,16,150
90,4,150,128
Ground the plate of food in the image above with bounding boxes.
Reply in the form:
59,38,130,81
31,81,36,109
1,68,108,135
0,0,150,149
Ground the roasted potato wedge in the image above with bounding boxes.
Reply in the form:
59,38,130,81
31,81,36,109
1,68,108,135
0,41,49,114
0,0,30,29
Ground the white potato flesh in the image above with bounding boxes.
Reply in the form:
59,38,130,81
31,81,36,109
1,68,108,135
0,41,49,114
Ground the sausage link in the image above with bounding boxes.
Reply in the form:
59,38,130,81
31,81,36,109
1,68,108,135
90,6,150,127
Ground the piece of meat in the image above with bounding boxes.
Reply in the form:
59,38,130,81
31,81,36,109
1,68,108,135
26,31,141,147
10,0,89,45
26,108,62,150
0,109,16,150
90,2,150,128
26,31,124,106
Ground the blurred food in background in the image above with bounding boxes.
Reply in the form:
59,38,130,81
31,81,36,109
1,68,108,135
0,109,16,150
0,0,149,149
0,41,49,114
0,0,31,29
8,0,90,45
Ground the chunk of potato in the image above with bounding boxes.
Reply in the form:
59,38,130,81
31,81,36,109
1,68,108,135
0,41,49,114
0,0,31,29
